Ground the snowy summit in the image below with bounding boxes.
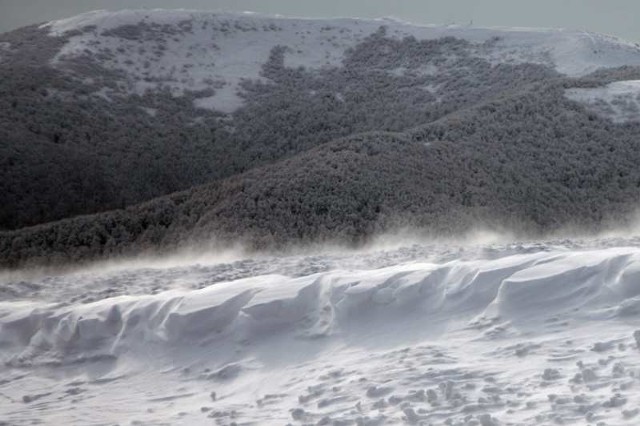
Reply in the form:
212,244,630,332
39,9,640,112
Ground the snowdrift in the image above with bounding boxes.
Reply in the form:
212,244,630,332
3,242,640,424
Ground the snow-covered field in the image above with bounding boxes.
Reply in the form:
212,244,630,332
3,237,640,425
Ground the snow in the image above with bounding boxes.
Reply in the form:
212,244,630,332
4,238,640,424
39,10,640,113
193,84,243,113
566,80,640,122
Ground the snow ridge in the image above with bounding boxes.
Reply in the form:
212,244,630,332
4,243,640,424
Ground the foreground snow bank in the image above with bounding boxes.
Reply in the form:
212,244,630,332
3,248,639,365
3,243,640,424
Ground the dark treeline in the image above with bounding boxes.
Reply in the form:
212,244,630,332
1,23,555,230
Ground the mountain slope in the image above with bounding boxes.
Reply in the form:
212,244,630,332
2,10,640,230
4,10,640,266
5,76,640,267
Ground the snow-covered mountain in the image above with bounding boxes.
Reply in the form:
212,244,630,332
5,11,640,425
3,237,640,424
40,10,640,112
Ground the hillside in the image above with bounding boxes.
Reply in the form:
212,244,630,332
5,77,640,267
4,10,640,266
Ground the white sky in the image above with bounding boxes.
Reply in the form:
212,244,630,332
1,0,639,43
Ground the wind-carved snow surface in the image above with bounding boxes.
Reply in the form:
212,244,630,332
39,10,640,113
4,239,640,424
566,80,640,123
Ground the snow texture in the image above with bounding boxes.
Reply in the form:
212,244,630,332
4,237,640,424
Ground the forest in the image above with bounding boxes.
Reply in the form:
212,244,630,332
3,18,640,266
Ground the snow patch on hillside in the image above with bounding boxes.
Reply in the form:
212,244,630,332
42,10,369,109
40,10,640,113
566,80,640,122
